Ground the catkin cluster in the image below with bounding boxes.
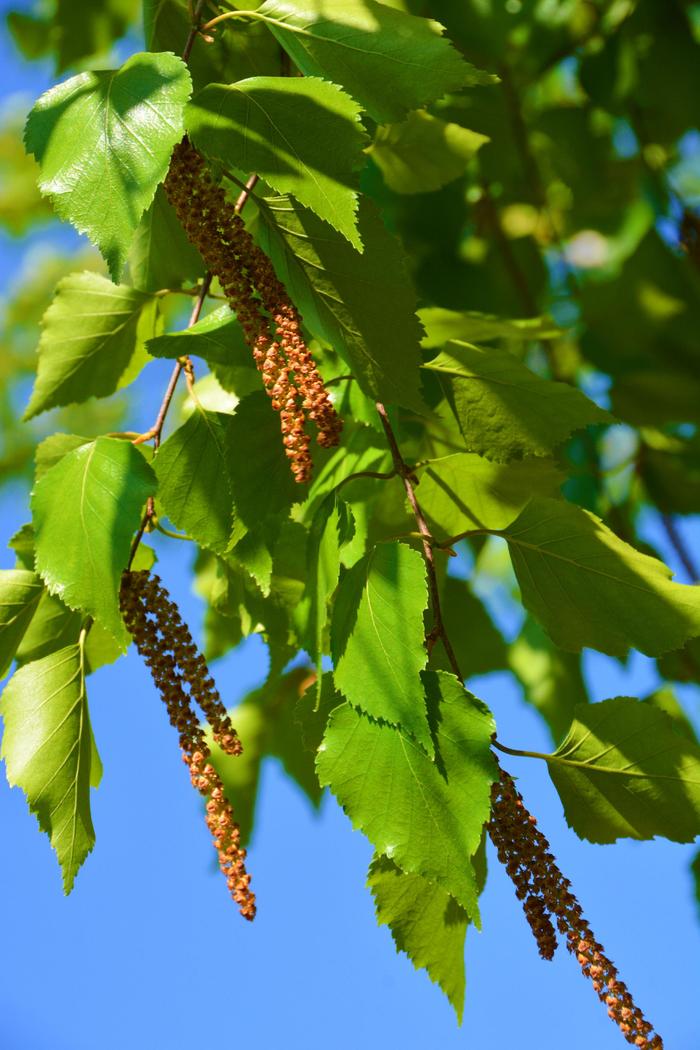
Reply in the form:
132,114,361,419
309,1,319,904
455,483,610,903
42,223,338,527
489,768,662,1049
120,570,256,921
164,139,342,483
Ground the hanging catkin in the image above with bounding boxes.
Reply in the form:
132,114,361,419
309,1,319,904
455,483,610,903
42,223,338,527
488,767,662,1048
120,570,256,920
164,139,342,483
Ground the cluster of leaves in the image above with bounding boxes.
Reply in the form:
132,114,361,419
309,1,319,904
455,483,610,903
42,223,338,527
1,0,700,1032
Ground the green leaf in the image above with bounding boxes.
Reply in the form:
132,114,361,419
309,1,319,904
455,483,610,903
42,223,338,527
31,437,156,648
129,185,204,292
331,542,432,752
295,671,343,754
15,591,82,668
227,391,300,529
257,193,425,411
25,51,192,280
317,671,497,919
0,570,43,678
35,433,91,481
419,308,560,350
503,497,700,658
188,77,368,249
508,618,588,744
9,0,138,72
416,453,562,538
300,494,355,683
545,697,700,844
208,667,320,846
367,854,469,1022
370,110,487,195
147,304,259,388
1,643,101,891
24,273,155,419
430,577,507,680
424,341,612,462
250,0,485,122
155,408,234,554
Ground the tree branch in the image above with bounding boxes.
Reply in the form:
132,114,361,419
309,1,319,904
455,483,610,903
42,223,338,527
375,401,462,677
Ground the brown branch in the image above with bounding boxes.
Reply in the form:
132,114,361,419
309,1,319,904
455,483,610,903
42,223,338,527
127,273,212,568
375,401,462,677
182,0,209,62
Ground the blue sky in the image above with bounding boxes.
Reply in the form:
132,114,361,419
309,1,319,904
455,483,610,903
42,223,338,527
0,6,699,1049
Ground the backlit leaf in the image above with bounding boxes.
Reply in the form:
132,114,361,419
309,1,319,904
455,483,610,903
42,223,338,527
317,671,496,919
31,437,156,648
25,51,192,280
331,542,431,752
0,569,43,678
1,643,101,891
24,272,155,419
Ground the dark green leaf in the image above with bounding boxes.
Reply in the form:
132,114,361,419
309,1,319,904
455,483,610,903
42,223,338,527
251,0,487,122
504,497,700,658
546,697,700,844
370,110,487,195
416,453,562,538
508,617,588,744
419,308,560,349
430,577,507,680
257,193,425,411
424,341,612,462
129,185,204,292
155,408,234,554
188,77,368,248
227,391,300,529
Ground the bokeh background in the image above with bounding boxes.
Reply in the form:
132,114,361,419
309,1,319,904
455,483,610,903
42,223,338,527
1,2,699,1048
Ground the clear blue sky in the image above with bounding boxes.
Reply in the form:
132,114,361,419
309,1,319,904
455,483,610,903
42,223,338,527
0,8,698,1049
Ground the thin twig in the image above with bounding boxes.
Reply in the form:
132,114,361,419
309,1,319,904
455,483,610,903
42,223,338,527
375,401,462,676
234,173,260,214
335,468,397,492
127,274,212,569
182,0,210,62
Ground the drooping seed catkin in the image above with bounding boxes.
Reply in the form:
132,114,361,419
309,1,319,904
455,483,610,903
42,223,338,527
164,139,342,483
120,570,256,920
488,767,662,1049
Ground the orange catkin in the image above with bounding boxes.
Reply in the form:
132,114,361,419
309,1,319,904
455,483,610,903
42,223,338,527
120,570,256,920
488,767,662,1049
164,140,342,483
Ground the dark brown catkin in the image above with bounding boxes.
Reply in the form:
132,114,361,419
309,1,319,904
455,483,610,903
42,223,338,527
164,139,342,483
488,767,662,1048
120,570,256,921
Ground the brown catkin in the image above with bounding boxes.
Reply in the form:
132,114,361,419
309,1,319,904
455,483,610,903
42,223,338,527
488,767,662,1048
164,139,342,483
120,570,256,920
